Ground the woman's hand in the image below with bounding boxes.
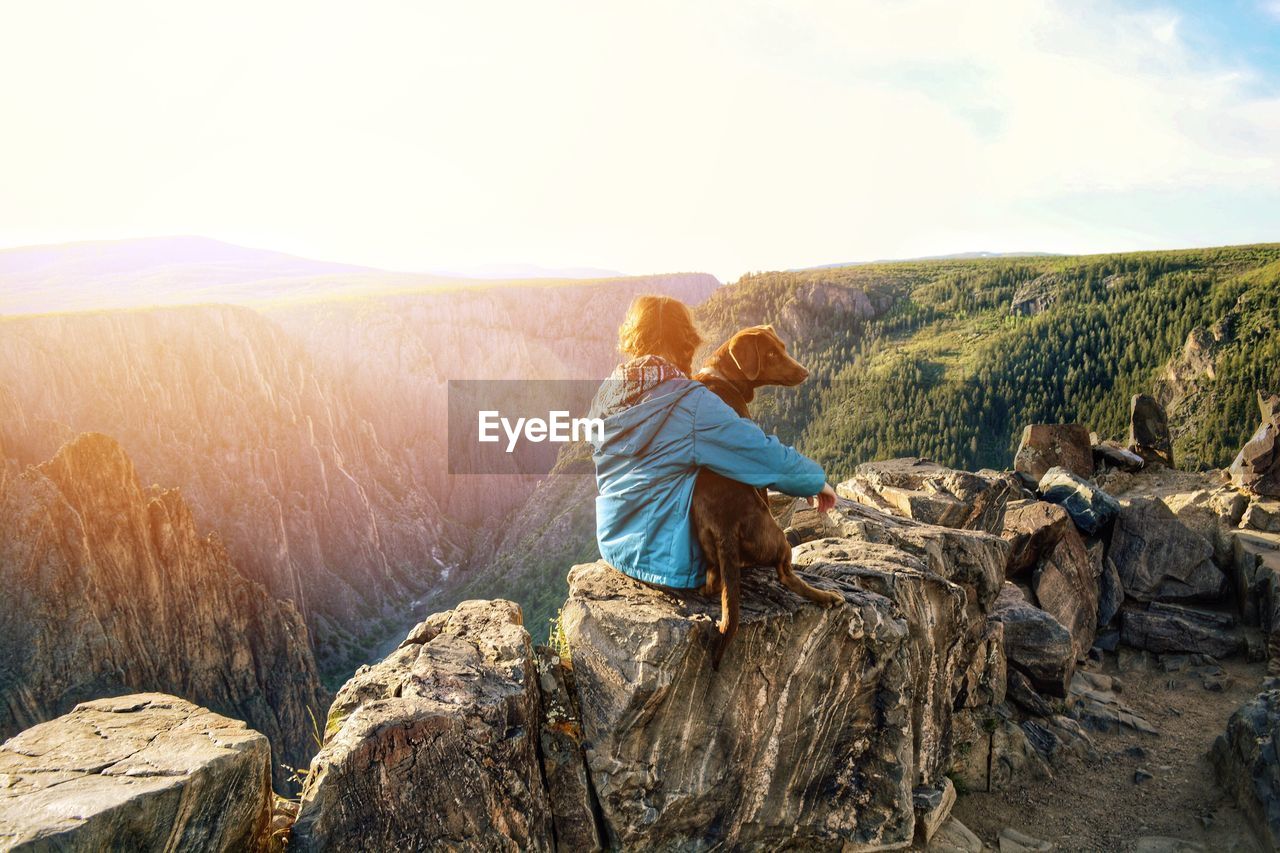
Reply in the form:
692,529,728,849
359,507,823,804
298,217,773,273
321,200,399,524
807,483,837,512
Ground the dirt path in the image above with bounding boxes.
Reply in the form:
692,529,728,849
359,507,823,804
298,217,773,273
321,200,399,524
953,656,1267,852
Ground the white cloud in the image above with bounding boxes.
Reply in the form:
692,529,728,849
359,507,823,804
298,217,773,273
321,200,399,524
0,0,1276,279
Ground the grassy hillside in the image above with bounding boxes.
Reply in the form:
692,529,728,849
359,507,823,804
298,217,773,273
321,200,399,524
456,244,1280,634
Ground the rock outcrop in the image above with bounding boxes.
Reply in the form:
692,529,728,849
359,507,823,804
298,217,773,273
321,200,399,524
560,560,915,851
1120,602,1241,658
1030,526,1100,660
0,694,272,852
293,600,552,852
1009,273,1061,317
1014,424,1094,481
1212,683,1280,849
0,433,327,791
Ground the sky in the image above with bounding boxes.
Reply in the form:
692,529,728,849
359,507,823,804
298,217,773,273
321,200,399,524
1,0,1278,282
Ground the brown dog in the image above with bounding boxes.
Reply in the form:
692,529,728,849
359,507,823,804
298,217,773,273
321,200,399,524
690,325,843,669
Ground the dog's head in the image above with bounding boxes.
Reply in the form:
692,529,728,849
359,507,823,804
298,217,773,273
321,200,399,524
715,325,808,387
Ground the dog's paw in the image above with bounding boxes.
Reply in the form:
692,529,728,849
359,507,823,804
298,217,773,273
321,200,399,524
820,590,845,607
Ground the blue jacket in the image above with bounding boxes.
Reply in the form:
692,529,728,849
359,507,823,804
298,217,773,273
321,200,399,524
590,373,826,589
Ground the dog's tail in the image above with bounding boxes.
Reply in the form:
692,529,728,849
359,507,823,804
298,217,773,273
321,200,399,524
712,557,740,671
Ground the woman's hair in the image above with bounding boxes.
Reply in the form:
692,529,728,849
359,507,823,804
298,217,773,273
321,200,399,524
617,295,703,375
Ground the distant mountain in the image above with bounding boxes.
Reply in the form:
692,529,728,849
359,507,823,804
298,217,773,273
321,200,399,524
797,251,1058,271
427,262,627,280
0,236,636,315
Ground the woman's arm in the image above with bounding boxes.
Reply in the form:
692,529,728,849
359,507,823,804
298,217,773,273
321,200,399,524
690,386,828,498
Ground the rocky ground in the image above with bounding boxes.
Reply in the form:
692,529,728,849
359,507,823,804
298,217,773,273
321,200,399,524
955,655,1266,851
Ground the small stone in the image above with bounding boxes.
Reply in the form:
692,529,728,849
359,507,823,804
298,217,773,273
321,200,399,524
998,826,1054,852
913,778,956,844
1135,768,1154,783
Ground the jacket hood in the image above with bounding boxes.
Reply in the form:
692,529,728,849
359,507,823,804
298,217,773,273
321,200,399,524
589,357,698,458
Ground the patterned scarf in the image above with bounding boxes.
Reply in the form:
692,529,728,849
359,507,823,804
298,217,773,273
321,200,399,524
589,355,687,419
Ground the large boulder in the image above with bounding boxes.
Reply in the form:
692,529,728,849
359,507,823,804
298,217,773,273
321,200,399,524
1030,527,1099,660
293,600,552,852
837,457,1011,533
991,583,1076,696
1229,393,1280,497
1211,684,1280,849
1038,467,1119,536
1014,423,1094,481
0,694,271,852
792,538,972,786
1110,497,1227,602
1129,394,1174,467
1001,499,1072,577
561,560,916,851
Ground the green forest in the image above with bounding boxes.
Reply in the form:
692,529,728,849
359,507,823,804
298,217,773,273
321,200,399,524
697,244,1280,479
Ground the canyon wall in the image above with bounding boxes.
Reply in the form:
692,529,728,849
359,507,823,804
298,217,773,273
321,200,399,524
0,432,327,790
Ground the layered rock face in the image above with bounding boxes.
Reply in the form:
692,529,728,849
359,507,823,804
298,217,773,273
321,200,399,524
0,433,327,790
0,693,272,852
791,538,969,787
293,600,551,852
1110,496,1226,602
560,560,916,851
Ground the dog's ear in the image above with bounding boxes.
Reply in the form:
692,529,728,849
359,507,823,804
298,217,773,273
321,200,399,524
729,331,762,380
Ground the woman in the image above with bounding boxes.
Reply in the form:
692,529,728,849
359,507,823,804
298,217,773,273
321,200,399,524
589,294,837,590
